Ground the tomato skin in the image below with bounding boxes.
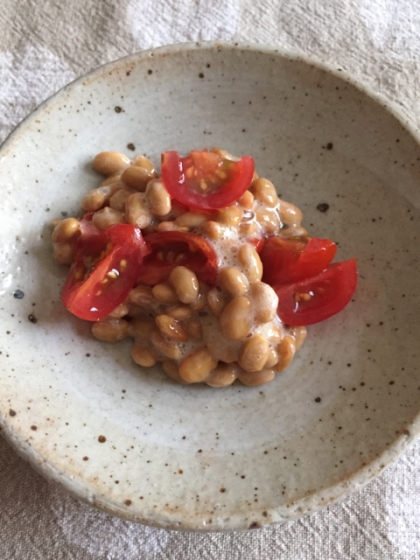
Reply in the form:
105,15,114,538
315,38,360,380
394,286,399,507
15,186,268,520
274,259,358,326
161,150,255,210
261,237,337,285
62,224,148,321
139,231,218,286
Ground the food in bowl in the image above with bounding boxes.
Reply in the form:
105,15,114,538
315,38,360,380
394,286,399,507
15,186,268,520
51,148,357,387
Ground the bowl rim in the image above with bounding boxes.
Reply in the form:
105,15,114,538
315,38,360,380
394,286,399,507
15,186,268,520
1,40,419,531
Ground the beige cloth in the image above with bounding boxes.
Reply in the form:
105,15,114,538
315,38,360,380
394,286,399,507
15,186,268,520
2,1,420,558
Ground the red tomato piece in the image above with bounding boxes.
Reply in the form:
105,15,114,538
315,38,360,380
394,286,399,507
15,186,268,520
62,224,148,321
161,150,255,210
261,236,337,285
139,231,218,286
274,259,358,326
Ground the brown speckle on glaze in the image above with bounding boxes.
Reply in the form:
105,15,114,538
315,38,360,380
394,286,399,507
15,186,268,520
28,314,37,323
316,203,329,212
9,409,16,417
30,425,37,431
124,499,132,506
98,435,106,443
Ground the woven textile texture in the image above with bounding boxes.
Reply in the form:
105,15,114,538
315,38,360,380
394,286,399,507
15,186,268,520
1,1,420,558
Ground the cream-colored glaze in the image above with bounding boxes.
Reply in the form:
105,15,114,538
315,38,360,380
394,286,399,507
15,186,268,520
1,43,420,531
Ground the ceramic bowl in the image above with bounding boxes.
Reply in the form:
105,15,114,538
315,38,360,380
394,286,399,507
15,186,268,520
1,43,420,532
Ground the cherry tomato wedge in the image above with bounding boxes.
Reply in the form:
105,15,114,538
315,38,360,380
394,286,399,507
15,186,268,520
139,231,218,286
261,236,337,285
62,224,148,321
274,259,358,326
161,150,255,210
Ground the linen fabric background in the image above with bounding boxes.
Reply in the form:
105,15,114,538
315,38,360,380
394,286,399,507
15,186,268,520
1,1,420,558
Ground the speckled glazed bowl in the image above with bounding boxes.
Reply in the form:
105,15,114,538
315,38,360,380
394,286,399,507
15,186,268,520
1,43,420,532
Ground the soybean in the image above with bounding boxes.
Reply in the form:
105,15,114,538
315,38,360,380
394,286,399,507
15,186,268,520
179,348,217,383
220,296,252,340
93,151,130,175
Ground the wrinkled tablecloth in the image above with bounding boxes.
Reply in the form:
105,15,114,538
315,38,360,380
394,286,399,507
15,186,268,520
2,1,420,558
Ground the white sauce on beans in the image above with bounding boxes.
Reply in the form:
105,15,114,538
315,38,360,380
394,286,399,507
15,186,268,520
52,149,307,387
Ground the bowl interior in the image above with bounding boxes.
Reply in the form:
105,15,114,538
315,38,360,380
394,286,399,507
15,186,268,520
1,44,420,531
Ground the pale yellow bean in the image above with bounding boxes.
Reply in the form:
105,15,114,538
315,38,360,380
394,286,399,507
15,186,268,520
239,334,270,372
275,336,296,372
155,314,188,342
280,226,308,239
175,212,208,228
93,151,130,175
127,318,154,340
125,192,152,228
150,329,182,360
169,266,199,304
131,343,157,367
132,155,156,173
250,178,278,207
238,368,275,387
279,200,303,226
207,288,226,317
200,220,223,240
162,360,186,384
109,188,133,212
179,348,217,383
264,348,279,368
238,190,254,209
122,165,154,192
100,174,121,187
152,283,179,304
52,218,80,243
217,206,243,226
81,189,107,212
256,208,280,234
92,207,124,230
166,305,194,320
128,286,157,311
293,326,307,350
91,319,129,342
146,180,171,216
250,282,278,323
220,296,252,340
219,267,249,297
237,244,263,283
206,364,237,387
239,222,257,236
190,282,208,311
157,220,177,232
107,302,130,319
53,243,74,265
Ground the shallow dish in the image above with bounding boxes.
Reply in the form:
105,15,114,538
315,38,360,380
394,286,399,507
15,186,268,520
1,42,420,531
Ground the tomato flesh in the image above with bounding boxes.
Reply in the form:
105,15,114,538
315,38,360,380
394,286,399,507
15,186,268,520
139,231,218,286
62,224,148,321
261,236,337,285
161,150,254,210
274,259,358,326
